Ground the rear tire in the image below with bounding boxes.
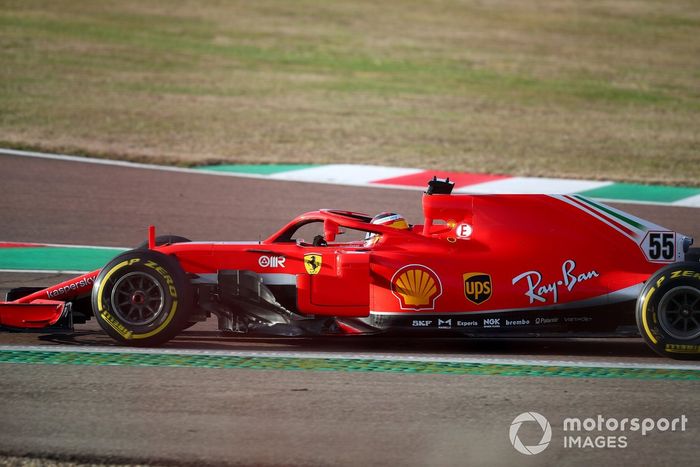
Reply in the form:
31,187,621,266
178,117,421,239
636,262,700,359
91,249,192,346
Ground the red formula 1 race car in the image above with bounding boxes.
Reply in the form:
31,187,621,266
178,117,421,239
1,178,700,359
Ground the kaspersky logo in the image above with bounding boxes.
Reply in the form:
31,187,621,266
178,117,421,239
391,264,443,310
46,276,96,298
463,272,492,305
509,412,552,455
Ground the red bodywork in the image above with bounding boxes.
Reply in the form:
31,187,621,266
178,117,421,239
0,193,689,334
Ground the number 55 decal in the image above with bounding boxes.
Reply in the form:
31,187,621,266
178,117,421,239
641,231,676,262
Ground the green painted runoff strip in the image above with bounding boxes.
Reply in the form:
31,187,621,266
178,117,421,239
0,247,125,271
577,183,700,203
196,164,318,175
0,350,697,380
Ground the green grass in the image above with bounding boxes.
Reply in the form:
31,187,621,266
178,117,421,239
1,0,699,184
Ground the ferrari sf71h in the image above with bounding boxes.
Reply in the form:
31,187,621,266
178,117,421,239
2,178,699,359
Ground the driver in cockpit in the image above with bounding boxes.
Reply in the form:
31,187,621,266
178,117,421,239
364,212,409,246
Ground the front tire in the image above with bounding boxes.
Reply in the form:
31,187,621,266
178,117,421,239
91,249,192,346
636,262,700,359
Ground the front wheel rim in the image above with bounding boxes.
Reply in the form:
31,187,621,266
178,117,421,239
110,272,165,326
658,286,700,341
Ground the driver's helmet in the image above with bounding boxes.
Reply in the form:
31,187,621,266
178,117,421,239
364,212,409,246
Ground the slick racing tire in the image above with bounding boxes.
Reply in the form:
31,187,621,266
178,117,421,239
636,262,700,360
91,249,192,346
136,235,191,249
136,236,197,332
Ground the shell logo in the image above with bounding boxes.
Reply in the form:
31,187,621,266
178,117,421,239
391,264,443,310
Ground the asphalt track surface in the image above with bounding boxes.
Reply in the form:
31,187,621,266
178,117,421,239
1,154,699,466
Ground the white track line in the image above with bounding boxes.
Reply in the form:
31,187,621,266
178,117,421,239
0,148,431,191
3,148,697,207
456,177,612,194
269,164,422,183
0,344,697,371
0,147,271,178
674,194,700,207
0,241,127,250
0,242,126,274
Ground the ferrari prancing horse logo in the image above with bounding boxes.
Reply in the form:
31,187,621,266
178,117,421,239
304,254,322,275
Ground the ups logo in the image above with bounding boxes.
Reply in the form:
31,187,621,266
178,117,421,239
463,272,492,305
